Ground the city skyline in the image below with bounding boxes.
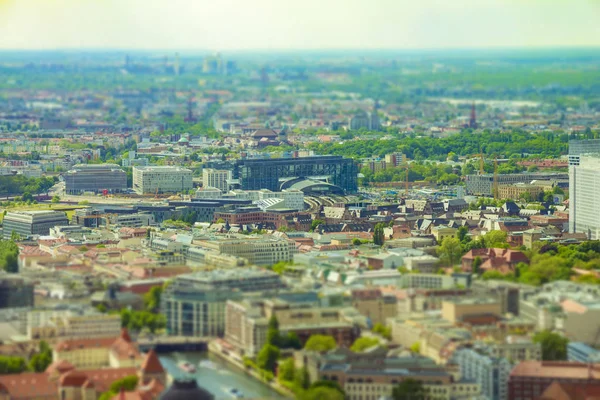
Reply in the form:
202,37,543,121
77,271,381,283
1,0,599,50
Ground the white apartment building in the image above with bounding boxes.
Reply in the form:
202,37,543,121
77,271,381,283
569,154,600,239
255,189,305,211
202,168,232,193
132,166,193,194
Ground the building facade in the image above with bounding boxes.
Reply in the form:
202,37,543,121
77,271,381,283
453,346,512,400
0,276,34,309
223,156,358,193
63,164,128,195
132,166,193,194
202,168,231,193
3,210,69,239
161,269,284,337
465,172,568,196
508,361,600,400
569,155,600,239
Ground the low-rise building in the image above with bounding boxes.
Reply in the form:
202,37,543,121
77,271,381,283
351,288,397,326
3,210,69,239
161,268,285,337
297,347,480,400
225,294,363,357
63,164,128,195
26,309,122,340
497,183,544,201
53,328,141,370
509,361,600,400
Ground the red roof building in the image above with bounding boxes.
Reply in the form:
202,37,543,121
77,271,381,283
462,248,529,274
509,361,600,400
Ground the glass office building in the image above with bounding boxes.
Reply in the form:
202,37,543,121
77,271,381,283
209,156,358,193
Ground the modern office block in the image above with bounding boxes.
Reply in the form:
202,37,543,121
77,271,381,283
63,164,127,194
206,156,358,194
3,210,69,238
132,166,193,194
569,155,600,239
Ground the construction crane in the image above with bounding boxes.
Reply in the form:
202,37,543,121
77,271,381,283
480,153,485,175
493,156,499,200
479,148,485,175
400,163,410,197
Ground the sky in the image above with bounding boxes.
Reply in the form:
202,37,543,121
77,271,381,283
0,0,599,50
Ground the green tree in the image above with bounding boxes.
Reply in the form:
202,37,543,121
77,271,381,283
437,237,463,267
277,358,295,382
143,285,163,312
350,337,380,352
372,323,392,340
303,335,337,353
21,192,34,202
51,195,60,203
309,380,345,396
257,344,280,372
0,240,20,273
109,375,139,392
310,219,325,232
392,378,425,400
472,256,483,274
300,386,344,400
410,342,421,354
266,315,281,347
533,331,568,361
457,226,469,242
285,332,302,349
294,366,310,390
373,223,385,246
483,230,508,248
28,341,52,372
0,356,28,374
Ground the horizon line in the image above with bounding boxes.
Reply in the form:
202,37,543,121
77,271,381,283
1,45,600,53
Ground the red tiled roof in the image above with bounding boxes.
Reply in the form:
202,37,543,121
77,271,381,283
140,349,164,374
45,359,75,375
60,370,91,387
538,381,600,400
0,373,56,399
511,361,600,380
85,367,138,393
55,337,116,352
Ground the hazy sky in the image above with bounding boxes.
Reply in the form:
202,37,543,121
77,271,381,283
0,0,599,50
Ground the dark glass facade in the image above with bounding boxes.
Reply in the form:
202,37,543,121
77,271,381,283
230,156,358,193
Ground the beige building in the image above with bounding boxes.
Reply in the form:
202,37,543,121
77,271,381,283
441,298,502,324
489,339,542,362
431,226,458,243
202,168,231,193
351,289,397,326
225,298,365,357
27,310,121,340
296,348,480,400
53,329,142,370
196,236,297,266
497,183,543,200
